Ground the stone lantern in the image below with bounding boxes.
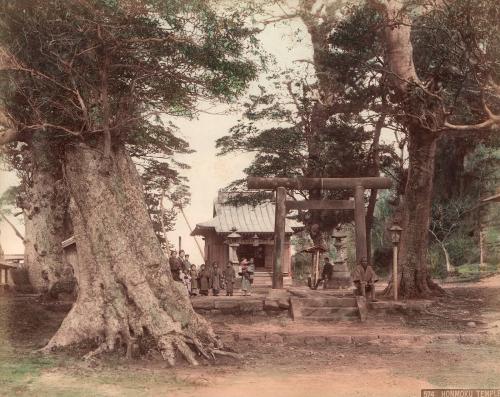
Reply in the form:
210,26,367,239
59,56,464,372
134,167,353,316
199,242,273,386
324,227,351,289
225,227,241,273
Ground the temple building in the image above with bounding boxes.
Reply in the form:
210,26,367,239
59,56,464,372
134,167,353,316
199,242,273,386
191,191,300,286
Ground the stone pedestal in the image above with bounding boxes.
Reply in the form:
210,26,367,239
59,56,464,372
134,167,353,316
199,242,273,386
324,259,351,289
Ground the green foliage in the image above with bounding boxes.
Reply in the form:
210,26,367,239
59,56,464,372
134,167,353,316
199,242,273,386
0,0,260,241
411,0,500,128
0,0,259,141
431,135,500,268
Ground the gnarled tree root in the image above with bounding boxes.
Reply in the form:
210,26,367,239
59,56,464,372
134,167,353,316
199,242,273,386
383,272,449,299
42,327,240,366
40,296,239,366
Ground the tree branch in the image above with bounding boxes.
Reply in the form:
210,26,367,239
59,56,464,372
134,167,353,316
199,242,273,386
0,212,25,242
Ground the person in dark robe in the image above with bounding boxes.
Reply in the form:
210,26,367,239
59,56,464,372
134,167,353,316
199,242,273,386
223,263,236,296
169,250,181,281
189,264,199,296
248,258,255,285
314,257,334,289
211,262,223,296
184,254,192,273
352,258,379,301
198,264,211,296
179,250,190,273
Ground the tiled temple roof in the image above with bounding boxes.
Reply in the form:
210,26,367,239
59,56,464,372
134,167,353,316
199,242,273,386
191,192,301,236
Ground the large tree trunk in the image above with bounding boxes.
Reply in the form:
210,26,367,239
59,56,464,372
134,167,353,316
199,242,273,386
365,114,385,262
44,142,218,365
369,0,445,297
22,134,68,294
387,127,444,298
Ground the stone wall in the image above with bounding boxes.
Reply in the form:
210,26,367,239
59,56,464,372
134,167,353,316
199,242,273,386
192,297,291,316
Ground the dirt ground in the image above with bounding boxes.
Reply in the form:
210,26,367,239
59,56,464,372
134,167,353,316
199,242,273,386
1,275,500,397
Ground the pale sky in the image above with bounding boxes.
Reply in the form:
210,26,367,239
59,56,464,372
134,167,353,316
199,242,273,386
0,16,312,264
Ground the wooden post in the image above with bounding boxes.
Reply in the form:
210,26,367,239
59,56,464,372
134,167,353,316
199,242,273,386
354,185,368,263
178,236,182,252
273,187,286,289
479,223,485,269
178,206,205,260
315,252,320,284
393,244,398,301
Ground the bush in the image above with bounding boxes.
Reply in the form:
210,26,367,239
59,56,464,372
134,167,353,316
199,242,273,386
372,247,392,276
291,253,311,281
10,268,34,293
429,244,448,279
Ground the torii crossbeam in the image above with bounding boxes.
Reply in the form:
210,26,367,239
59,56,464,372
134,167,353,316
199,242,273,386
247,176,393,289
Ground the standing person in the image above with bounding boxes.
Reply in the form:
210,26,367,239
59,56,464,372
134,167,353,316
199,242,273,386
169,250,181,281
211,262,223,296
198,264,211,296
184,254,192,273
189,264,199,296
179,268,190,295
248,258,255,285
239,258,253,296
178,250,186,272
223,262,236,296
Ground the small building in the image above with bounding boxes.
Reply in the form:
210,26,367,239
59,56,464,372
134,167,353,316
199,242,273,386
0,254,23,288
191,191,300,286
61,236,78,274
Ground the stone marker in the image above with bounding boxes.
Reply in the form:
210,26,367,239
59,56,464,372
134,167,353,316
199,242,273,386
356,295,368,322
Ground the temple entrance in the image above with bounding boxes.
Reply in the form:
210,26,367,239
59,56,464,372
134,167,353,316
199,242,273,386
247,176,393,289
236,244,266,268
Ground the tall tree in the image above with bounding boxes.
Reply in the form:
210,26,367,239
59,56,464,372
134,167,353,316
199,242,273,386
1,141,70,294
0,0,257,363
366,0,500,297
218,4,397,251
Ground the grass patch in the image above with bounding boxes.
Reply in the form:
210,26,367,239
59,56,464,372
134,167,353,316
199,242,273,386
0,296,199,397
456,263,498,278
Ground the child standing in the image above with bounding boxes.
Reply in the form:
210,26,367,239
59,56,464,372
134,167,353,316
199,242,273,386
189,264,199,296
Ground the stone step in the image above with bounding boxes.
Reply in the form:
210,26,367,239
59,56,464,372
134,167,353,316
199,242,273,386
305,312,359,322
300,307,359,317
250,275,293,287
291,297,357,307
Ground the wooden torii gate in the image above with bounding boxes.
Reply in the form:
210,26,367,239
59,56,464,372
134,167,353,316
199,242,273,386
247,177,393,289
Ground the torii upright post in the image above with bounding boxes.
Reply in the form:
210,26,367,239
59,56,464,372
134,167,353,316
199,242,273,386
354,185,368,262
273,187,286,289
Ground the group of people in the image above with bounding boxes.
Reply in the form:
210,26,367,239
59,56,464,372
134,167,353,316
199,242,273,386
168,250,255,297
169,249,379,300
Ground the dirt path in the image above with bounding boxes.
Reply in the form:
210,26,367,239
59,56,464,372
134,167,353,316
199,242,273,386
2,275,500,397
29,343,500,397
